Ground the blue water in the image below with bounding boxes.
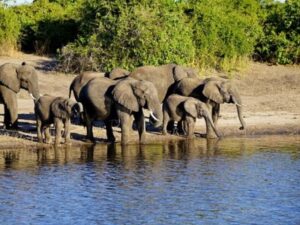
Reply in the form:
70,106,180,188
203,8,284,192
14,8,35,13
0,136,299,225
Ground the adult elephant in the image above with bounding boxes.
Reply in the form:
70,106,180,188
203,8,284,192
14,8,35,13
79,77,162,145
0,62,40,129
173,77,246,138
129,64,198,102
69,68,130,101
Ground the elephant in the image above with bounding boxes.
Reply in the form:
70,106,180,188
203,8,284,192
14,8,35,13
105,67,130,80
35,95,83,145
173,77,246,138
79,77,163,144
69,68,130,101
0,62,40,129
69,71,105,101
163,94,220,138
129,64,199,103
69,68,129,126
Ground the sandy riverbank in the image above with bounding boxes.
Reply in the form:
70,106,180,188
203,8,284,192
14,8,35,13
0,53,299,147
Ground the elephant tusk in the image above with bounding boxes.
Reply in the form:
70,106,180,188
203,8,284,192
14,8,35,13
150,111,159,122
30,93,37,101
235,103,245,107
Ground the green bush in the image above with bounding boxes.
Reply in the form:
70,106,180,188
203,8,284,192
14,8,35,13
0,3,21,55
185,0,261,70
13,0,80,54
59,0,195,72
255,0,300,64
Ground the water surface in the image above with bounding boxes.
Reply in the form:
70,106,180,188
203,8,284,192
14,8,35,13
0,136,299,225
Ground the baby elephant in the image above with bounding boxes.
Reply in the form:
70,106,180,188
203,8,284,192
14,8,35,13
163,94,220,138
35,95,83,144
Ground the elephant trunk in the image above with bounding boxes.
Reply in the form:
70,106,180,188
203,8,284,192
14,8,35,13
28,82,40,102
203,111,221,138
148,98,163,128
232,95,246,130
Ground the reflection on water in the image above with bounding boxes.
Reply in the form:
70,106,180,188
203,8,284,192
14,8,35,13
0,136,299,225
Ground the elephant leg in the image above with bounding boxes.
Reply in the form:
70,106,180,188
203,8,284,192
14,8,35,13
134,109,145,144
3,96,18,129
63,120,71,144
167,121,175,134
206,104,218,139
162,110,170,135
44,125,52,144
104,119,115,142
4,105,11,128
85,114,94,142
54,118,63,145
118,110,131,145
177,120,187,135
186,117,195,139
212,104,220,126
36,118,43,143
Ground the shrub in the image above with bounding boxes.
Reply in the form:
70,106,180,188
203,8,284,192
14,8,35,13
13,0,80,54
58,0,195,72
255,0,300,64
0,3,21,55
185,0,262,70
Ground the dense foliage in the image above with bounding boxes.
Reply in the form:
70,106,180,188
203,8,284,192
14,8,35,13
255,0,300,64
0,2,20,55
0,0,299,71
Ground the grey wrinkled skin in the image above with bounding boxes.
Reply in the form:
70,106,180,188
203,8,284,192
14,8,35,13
35,95,83,145
0,62,40,129
69,68,129,126
173,77,246,138
79,77,163,145
163,94,220,138
129,64,199,103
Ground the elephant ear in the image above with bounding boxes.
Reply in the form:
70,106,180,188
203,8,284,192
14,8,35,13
51,97,70,119
184,99,197,118
112,79,139,112
0,63,20,93
202,81,224,104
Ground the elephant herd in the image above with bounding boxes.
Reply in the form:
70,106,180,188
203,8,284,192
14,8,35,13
0,62,246,145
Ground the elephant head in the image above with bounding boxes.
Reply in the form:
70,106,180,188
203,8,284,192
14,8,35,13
184,98,221,137
173,65,199,82
202,77,246,130
112,78,163,127
106,68,130,80
51,97,84,120
0,62,40,99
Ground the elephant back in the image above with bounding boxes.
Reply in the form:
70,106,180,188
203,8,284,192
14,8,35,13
0,63,20,93
129,64,176,102
81,77,116,118
174,77,204,98
35,95,56,122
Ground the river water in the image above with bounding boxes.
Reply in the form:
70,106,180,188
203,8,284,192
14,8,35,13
0,136,299,225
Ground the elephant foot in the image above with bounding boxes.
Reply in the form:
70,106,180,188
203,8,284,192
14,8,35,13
107,135,116,143
139,138,146,145
64,138,71,144
84,137,95,143
121,138,130,145
186,134,195,139
206,133,218,139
